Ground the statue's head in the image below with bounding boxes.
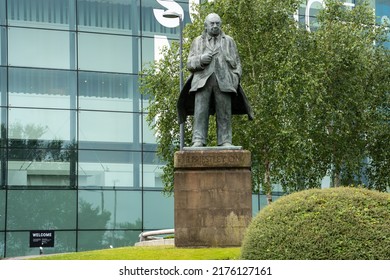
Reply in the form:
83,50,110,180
204,13,222,37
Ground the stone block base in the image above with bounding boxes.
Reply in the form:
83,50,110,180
174,149,252,247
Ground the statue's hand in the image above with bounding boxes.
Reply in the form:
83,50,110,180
200,52,213,66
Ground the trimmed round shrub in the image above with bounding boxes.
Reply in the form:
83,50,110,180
241,187,390,260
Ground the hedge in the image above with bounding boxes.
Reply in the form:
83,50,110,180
241,187,390,259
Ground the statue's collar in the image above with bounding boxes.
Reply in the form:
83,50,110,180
202,31,226,40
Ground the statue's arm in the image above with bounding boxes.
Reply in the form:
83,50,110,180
187,37,204,72
230,38,242,78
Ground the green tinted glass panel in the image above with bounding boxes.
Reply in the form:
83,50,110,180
143,152,164,189
143,191,173,229
78,32,138,73
78,72,137,112
78,111,134,147
78,190,142,229
6,190,77,230
8,28,76,69
0,27,6,66
78,0,139,35
7,0,76,30
0,0,5,25
0,232,4,258
78,150,141,189
0,190,5,230
8,108,75,143
9,68,76,109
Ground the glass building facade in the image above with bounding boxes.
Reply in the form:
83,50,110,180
0,0,388,258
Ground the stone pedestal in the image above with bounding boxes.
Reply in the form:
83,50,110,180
174,149,252,247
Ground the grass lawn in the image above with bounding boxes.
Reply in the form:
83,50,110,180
30,246,242,260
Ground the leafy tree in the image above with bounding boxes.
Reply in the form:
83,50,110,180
308,0,389,190
141,0,389,198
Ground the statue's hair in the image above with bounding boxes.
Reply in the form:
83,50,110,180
204,13,222,27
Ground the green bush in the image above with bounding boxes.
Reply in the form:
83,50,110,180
241,187,390,260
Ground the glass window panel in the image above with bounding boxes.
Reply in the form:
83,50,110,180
259,194,283,210
259,194,268,211
142,113,158,145
8,108,75,143
0,67,6,106
6,190,77,230
0,148,4,185
0,232,4,258
0,27,6,66
8,147,75,187
78,0,140,35
79,72,137,112
141,0,191,38
78,32,138,73
0,0,5,25
78,150,141,189
8,28,76,70
5,231,76,258
78,190,142,230
0,107,4,132
141,36,177,66
252,194,259,217
77,230,140,252
9,68,76,109
79,111,134,147
143,191,173,229
376,0,390,26
7,0,76,30
143,152,164,189
0,190,5,230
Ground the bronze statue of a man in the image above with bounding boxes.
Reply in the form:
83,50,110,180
177,13,253,147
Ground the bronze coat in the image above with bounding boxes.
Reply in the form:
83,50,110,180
177,31,254,124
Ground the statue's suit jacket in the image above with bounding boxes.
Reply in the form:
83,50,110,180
177,31,254,124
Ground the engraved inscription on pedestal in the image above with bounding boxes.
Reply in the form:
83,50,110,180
174,149,252,247
174,149,251,168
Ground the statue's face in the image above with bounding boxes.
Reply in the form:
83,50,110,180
205,14,221,37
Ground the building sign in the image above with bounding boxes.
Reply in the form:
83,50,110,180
29,230,55,248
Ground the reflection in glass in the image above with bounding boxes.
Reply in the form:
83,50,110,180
78,150,140,188
78,190,142,229
376,0,390,48
7,0,76,30
5,231,76,258
0,190,5,230
8,28,76,69
0,106,4,185
0,67,7,106
0,27,6,66
142,113,158,145
77,230,140,252
9,68,76,109
141,36,176,69
79,111,133,146
8,147,75,187
143,191,173,229
0,232,4,258
6,190,77,230
143,152,163,189
0,0,5,25
0,148,4,186
79,72,137,111
8,108,74,143
78,32,137,73
78,0,139,35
